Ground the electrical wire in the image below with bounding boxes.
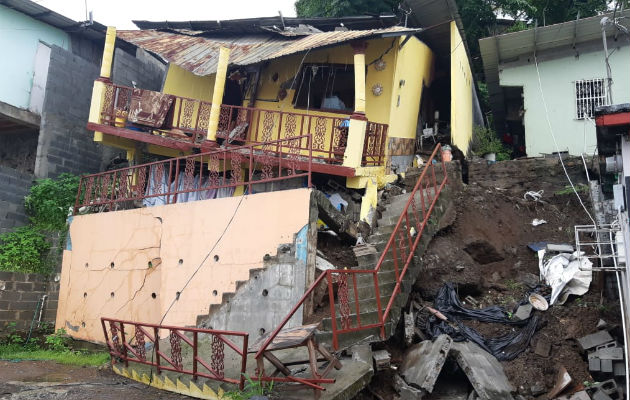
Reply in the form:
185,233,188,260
533,55,597,226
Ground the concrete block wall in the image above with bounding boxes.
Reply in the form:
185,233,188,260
0,166,33,234
112,48,164,91
0,271,59,332
35,45,103,178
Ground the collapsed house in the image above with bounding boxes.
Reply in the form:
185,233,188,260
53,1,482,397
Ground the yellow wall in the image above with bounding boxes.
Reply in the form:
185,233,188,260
387,36,434,140
450,21,473,152
56,189,312,342
163,63,216,101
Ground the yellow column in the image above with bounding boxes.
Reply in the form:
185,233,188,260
343,41,368,168
207,47,231,141
92,26,116,137
100,26,116,79
352,42,367,114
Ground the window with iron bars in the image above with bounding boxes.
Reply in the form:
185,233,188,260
575,78,609,119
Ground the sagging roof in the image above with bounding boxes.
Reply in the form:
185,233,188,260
117,26,421,76
133,15,400,34
0,0,108,42
480,10,630,133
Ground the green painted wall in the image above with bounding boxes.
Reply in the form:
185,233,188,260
500,45,630,156
0,4,70,109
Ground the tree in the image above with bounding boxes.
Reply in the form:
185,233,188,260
295,0,401,17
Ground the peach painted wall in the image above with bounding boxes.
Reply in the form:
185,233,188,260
56,188,313,342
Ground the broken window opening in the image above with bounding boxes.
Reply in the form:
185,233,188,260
293,64,354,113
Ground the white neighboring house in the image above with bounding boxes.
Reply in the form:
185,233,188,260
480,10,630,157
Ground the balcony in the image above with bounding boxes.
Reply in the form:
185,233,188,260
74,135,314,214
89,82,388,172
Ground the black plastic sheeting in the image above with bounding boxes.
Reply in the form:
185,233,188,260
425,283,540,361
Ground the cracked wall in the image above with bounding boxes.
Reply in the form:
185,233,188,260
56,188,313,342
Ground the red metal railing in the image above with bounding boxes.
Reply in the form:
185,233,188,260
256,144,447,361
363,121,388,166
217,104,348,163
327,144,447,348
74,135,312,214
100,82,212,143
101,317,249,389
98,82,388,167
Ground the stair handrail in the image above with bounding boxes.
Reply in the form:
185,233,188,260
374,143,447,325
257,144,448,355
325,143,448,348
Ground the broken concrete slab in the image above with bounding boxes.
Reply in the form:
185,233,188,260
314,190,358,243
449,341,515,400
578,330,614,351
514,304,533,321
464,240,504,264
399,335,453,393
556,391,591,400
404,311,415,346
394,374,426,400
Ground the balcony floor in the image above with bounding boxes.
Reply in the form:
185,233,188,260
89,122,357,177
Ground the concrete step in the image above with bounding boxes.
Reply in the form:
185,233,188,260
315,321,395,349
321,305,403,332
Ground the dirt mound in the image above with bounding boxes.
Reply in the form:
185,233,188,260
412,173,620,398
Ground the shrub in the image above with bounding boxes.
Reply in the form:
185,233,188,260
25,173,80,231
0,226,50,273
472,125,511,160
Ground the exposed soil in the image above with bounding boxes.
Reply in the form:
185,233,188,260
358,159,623,399
0,360,188,399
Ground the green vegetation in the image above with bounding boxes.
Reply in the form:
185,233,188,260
295,0,400,17
0,344,109,366
0,173,80,274
472,125,511,161
225,374,275,400
0,226,50,273
0,326,109,367
25,173,80,231
554,184,589,195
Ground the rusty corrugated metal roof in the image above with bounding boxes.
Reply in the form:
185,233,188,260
117,26,420,76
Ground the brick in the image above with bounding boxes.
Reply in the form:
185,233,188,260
0,271,16,280
0,310,18,320
15,282,34,291
32,282,47,292
0,291,20,301
19,292,42,302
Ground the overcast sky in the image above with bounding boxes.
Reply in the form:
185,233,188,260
33,0,298,30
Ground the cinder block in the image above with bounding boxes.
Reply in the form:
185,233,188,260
15,282,34,291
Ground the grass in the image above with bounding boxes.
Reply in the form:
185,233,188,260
0,344,110,367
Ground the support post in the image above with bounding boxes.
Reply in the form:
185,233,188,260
343,42,368,168
207,47,231,141
91,26,116,135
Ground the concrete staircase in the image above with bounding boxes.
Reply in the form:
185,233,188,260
316,183,453,349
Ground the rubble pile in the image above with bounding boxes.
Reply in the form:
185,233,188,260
356,160,625,400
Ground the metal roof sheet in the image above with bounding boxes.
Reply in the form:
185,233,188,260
479,10,630,132
117,26,420,76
